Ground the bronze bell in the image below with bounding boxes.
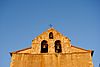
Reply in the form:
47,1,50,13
57,45,60,49
43,45,46,48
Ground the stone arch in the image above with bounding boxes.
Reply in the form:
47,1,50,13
49,32,53,39
55,40,62,53
41,40,48,53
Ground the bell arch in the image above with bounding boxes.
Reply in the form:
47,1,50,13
41,40,48,53
55,40,62,53
49,32,53,39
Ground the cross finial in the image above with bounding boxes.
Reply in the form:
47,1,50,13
49,24,53,28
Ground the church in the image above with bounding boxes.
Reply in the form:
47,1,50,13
10,28,94,67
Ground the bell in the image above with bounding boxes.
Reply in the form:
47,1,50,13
43,45,46,48
50,35,53,38
57,45,60,49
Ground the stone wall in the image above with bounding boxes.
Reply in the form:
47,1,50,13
10,52,93,67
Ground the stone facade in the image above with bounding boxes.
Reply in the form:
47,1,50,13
10,28,94,67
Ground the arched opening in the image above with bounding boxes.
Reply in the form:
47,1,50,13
41,40,48,53
49,32,53,39
55,40,62,53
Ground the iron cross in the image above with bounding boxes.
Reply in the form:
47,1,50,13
49,24,53,28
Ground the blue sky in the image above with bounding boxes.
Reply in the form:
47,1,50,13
0,0,100,67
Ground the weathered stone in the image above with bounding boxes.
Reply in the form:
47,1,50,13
10,28,94,67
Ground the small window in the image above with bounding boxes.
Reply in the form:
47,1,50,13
41,40,48,53
49,32,53,39
55,40,62,53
